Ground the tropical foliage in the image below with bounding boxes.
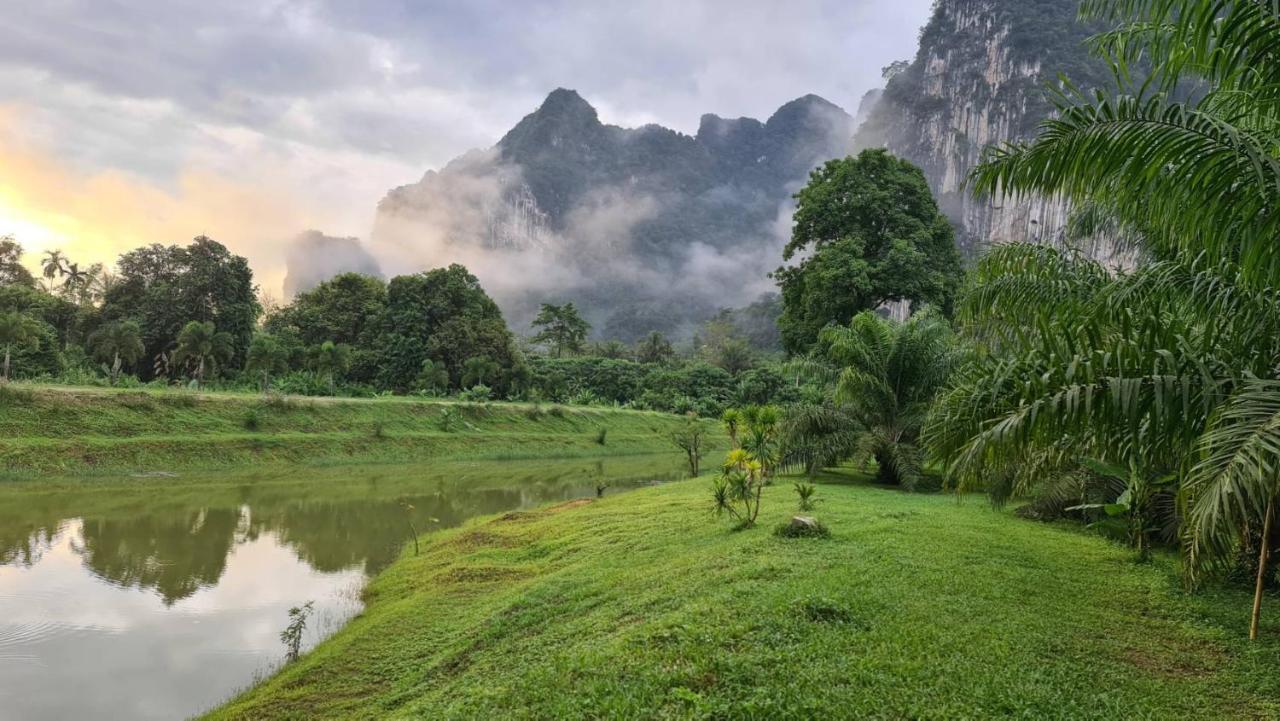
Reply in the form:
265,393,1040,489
774,149,963,353
930,0,1280,637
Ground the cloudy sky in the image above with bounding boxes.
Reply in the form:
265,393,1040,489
0,0,933,295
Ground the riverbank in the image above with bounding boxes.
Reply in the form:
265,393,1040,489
208,471,1280,720
0,385,703,478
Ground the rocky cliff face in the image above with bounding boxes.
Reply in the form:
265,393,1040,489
856,0,1120,259
373,89,855,340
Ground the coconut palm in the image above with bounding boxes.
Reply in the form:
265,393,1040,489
173,321,235,389
40,249,66,283
61,262,91,299
309,341,352,395
0,312,41,382
89,320,145,385
938,0,1280,636
245,333,290,393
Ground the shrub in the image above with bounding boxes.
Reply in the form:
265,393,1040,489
712,449,764,526
458,384,492,402
670,413,707,477
242,407,262,432
775,517,831,539
795,596,852,624
262,393,298,412
793,481,818,511
280,601,315,663
0,384,34,406
438,407,460,432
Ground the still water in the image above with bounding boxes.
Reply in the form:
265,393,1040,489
0,455,682,721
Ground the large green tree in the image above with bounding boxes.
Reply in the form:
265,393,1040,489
264,272,386,382
0,236,36,288
774,149,962,353
102,237,258,379
531,302,590,358
377,265,524,393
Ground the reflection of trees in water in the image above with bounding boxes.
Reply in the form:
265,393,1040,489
0,459,684,602
77,509,240,605
0,521,62,567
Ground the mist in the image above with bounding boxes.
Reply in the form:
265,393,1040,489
362,91,855,341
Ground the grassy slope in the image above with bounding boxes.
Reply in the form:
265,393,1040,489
209,473,1280,720
0,385,701,477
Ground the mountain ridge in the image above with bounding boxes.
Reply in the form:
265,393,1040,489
370,88,855,340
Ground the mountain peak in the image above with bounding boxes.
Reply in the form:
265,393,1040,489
768,94,847,123
534,88,598,121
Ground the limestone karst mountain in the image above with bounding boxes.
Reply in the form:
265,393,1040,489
856,0,1119,259
372,88,854,340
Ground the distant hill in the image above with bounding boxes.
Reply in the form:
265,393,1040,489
372,88,854,341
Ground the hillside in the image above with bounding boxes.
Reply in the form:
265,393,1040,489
0,386,704,477
371,89,854,340
856,0,1119,256
208,474,1280,719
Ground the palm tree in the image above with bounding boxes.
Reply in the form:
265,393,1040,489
40,249,66,286
0,312,41,382
936,0,1280,636
89,320,145,385
245,333,290,393
173,321,235,389
818,309,957,489
461,356,499,388
634,331,674,365
61,262,91,299
309,341,352,395
415,359,449,394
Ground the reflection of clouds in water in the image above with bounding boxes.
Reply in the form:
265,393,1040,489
0,456,686,721
0,520,362,721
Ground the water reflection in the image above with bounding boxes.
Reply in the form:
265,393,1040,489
0,454,682,721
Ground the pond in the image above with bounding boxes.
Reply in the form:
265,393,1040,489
0,454,683,721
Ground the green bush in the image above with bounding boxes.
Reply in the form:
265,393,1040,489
458,384,492,402
242,408,262,432
775,518,831,539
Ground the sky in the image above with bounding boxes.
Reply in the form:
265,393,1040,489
0,0,933,296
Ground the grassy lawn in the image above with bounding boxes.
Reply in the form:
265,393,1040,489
207,472,1280,720
0,384,704,478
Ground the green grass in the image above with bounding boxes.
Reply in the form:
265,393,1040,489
0,384,704,478
208,473,1280,720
